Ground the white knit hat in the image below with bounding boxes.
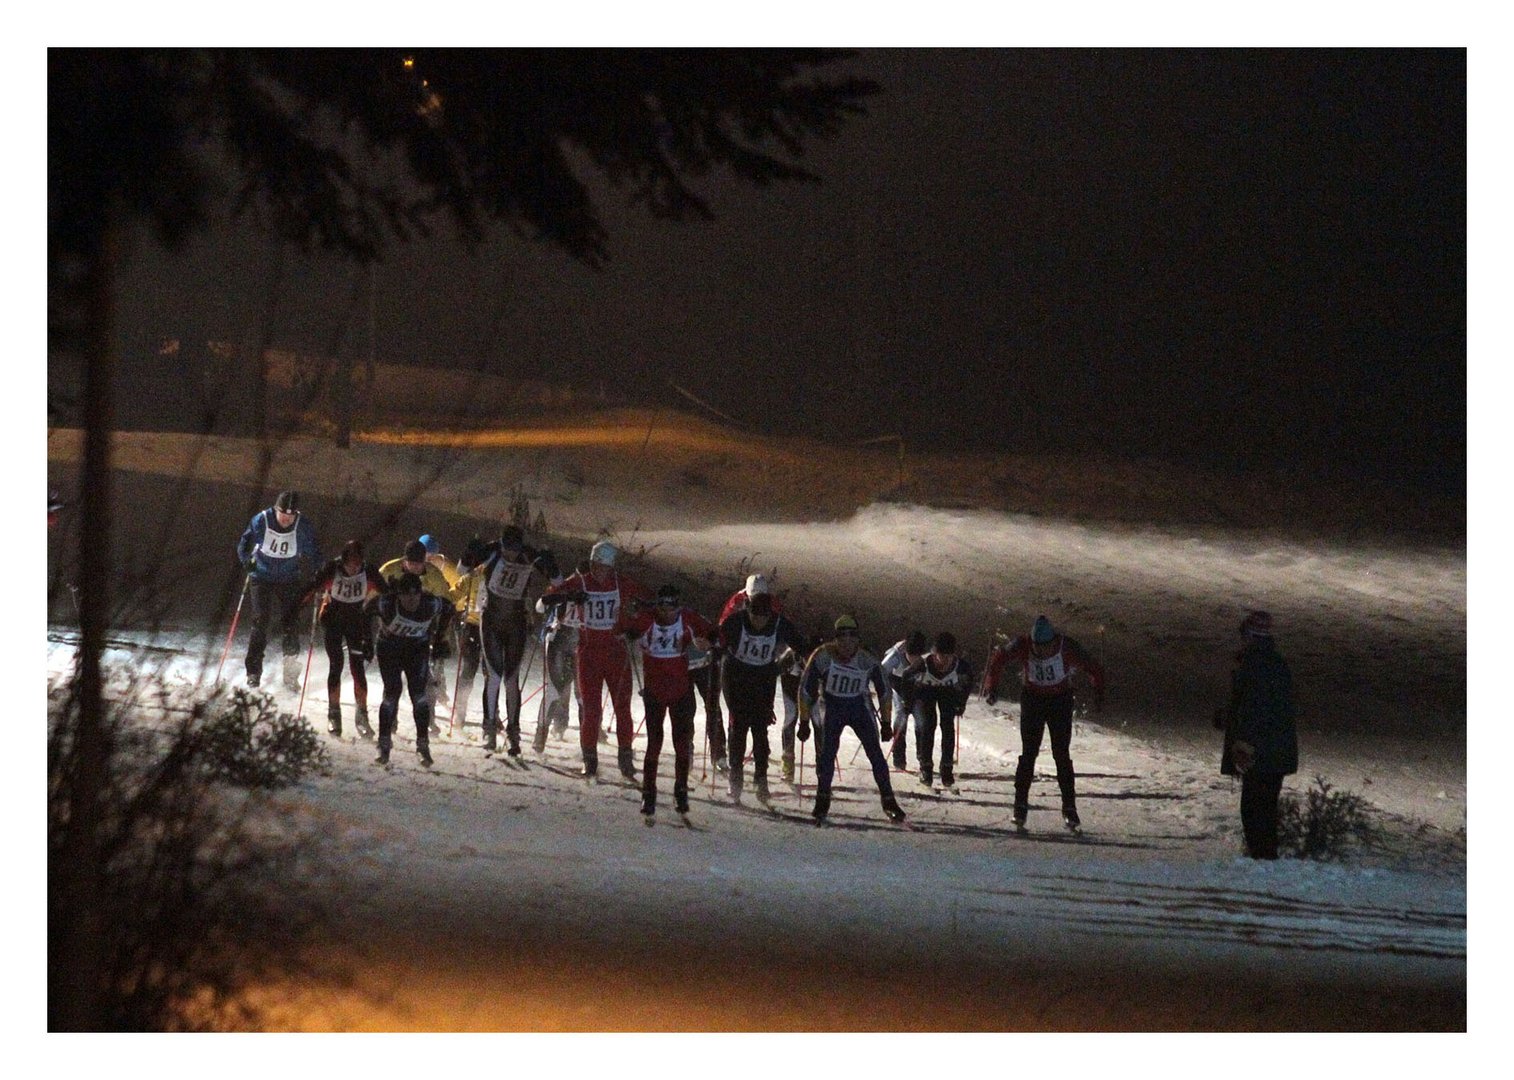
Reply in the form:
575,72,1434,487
745,573,771,597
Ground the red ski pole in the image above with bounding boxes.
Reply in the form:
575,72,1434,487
215,572,251,685
296,599,319,719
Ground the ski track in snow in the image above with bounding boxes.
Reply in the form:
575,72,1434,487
46,495,1466,1027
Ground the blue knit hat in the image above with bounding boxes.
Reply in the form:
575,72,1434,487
1031,615,1055,644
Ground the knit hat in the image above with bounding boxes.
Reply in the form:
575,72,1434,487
745,573,771,597
834,614,859,634
274,491,299,513
1031,615,1055,644
404,540,428,563
590,540,618,566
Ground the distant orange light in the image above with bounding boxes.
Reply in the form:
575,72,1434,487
402,57,415,69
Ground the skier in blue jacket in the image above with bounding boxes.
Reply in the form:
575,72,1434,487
235,490,321,689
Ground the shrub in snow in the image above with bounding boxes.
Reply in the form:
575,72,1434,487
49,679,329,1030
200,689,329,789
1278,775,1379,860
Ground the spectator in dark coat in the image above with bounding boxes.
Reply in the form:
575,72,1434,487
1217,611,1298,859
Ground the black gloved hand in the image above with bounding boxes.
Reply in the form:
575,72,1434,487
432,637,452,660
797,720,811,743
879,722,893,741
984,687,998,706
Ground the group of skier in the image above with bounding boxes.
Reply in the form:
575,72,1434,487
234,491,1295,853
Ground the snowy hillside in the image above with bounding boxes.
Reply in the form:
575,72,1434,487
45,421,1467,1031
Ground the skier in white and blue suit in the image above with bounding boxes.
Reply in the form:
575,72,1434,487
235,490,321,690
798,614,907,826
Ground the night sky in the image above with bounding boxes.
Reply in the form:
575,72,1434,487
107,49,1465,490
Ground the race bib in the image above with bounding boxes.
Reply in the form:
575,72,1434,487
1027,649,1066,687
330,569,367,604
259,522,298,559
918,661,963,688
387,609,432,639
487,558,532,600
583,587,620,631
733,627,778,667
643,617,685,659
824,660,867,699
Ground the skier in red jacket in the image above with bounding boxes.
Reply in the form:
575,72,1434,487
622,584,716,817
539,540,651,780
984,615,1106,832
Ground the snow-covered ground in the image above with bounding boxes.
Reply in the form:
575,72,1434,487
45,426,1467,1031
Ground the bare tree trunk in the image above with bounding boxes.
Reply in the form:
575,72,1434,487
55,228,116,1030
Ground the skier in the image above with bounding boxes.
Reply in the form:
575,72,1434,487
718,574,799,780
235,490,321,690
1216,611,1297,859
719,575,809,802
984,614,1106,831
622,584,715,817
379,539,460,721
539,541,651,780
798,615,907,825
533,557,587,751
459,525,558,755
366,572,449,767
300,539,383,738
881,630,929,771
898,631,975,790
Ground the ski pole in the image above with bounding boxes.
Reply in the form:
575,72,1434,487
216,572,252,685
296,598,319,719
797,734,805,798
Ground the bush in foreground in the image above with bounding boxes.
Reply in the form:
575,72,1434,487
1278,775,1379,860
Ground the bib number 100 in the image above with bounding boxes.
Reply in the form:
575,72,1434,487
827,670,864,697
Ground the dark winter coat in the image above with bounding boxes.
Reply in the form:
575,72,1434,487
1220,637,1298,777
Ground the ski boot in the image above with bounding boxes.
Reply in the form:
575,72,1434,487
1063,805,1082,833
506,741,522,759
580,747,599,781
714,756,729,775
354,707,375,739
617,747,637,781
327,703,343,737
374,748,390,766
283,656,302,693
640,792,656,818
755,777,771,804
1013,805,1029,832
532,724,548,754
940,769,955,791
918,766,933,788
246,669,261,689
892,751,907,772
728,777,743,804
674,789,690,815
428,716,442,736
780,754,795,783
881,795,907,823
811,792,831,825
483,728,498,753
417,738,433,767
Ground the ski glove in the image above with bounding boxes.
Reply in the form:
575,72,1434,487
796,720,811,743
879,721,893,741
984,687,999,706
1231,740,1256,772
